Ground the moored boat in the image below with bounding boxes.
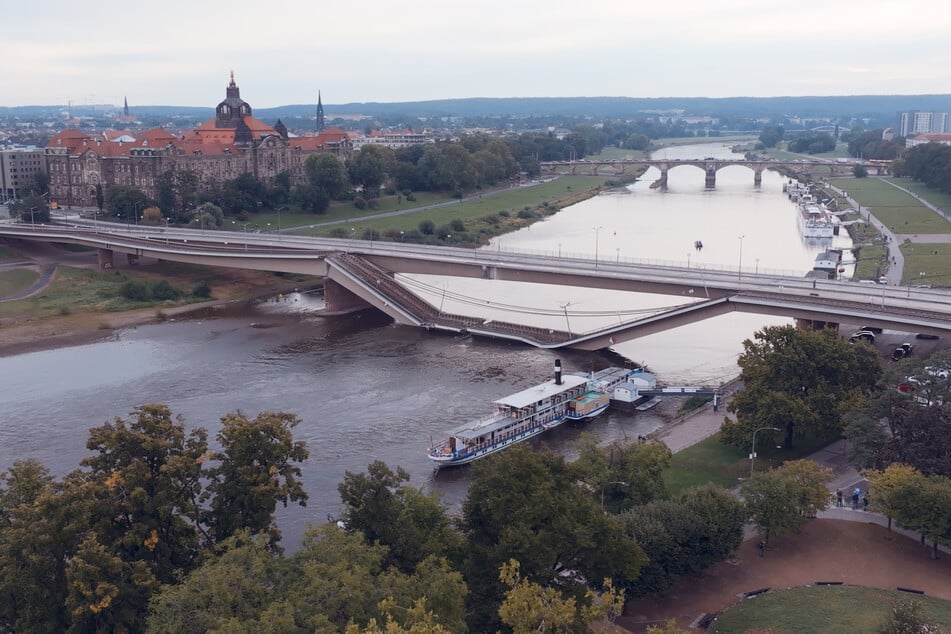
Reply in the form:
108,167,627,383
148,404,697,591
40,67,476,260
428,360,588,468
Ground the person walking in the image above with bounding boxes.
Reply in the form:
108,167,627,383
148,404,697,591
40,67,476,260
863,495,869,511
852,488,860,509
836,489,843,508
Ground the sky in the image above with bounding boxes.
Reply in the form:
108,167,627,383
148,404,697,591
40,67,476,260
3,0,951,109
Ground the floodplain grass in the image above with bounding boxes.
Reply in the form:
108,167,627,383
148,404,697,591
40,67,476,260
297,175,620,240
710,585,951,633
900,242,951,287
0,262,282,320
0,268,39,297
836,178,951,234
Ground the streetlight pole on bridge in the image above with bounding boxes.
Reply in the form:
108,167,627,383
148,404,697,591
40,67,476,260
737,235,745,281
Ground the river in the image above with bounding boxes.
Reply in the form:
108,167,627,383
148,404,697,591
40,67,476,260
0,142,852,546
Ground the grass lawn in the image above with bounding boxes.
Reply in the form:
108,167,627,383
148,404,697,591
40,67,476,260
887,177,951,215
711,585,951,633
835,178,951,234
900,242,951,286
663,433,835,496
0,268,39,297
0,245,20,260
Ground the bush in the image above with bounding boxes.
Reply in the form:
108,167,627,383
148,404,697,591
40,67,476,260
119,280,150,302
405,193,416,202
419,219,435,235
498,210,510,218
401,188,413,197
517,209,537,219
449,219,465,232
353,196,367,210
151,280,182,301
192,280,211,298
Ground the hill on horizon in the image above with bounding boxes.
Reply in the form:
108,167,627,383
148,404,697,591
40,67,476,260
5,94,951,123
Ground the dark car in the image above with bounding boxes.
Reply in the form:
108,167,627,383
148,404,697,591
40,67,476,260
892,343,914,361
859,325,883,333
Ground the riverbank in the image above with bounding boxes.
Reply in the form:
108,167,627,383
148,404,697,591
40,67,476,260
0,242,317,357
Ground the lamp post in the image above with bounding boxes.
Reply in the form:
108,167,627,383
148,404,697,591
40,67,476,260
737,235,745,282
232,220,250,251
593,226,603,269
28,206,37,228
601,480,629,512
163,217,170,245
560,301,573,337
750,426,780,477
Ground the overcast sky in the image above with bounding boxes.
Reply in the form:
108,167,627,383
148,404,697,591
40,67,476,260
3,0,950,109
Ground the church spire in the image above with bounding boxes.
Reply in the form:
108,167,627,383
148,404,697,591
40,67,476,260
316,90,325,132
123,96,129,116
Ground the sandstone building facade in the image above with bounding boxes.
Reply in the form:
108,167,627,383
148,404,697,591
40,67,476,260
46,74,352,208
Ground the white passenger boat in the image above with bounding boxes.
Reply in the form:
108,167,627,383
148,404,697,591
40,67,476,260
427,360,589,467
797,193,836,238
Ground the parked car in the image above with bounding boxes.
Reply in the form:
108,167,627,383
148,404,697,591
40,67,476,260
849,330,876,344
916,333,940,340
891,343,914,361
859,325,883,333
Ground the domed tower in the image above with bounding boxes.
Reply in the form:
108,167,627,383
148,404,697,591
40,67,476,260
215,71,253,129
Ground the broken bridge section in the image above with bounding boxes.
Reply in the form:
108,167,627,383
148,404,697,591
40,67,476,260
325,253,572,347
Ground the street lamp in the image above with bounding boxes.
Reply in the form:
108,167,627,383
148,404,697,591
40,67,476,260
163,217,170,245
593,226,604,268
28,206,37,228
687,252,691,268
232,220,250,251
601,480,629,512
737,235,745,281
750,426,780,477
560,301,573,337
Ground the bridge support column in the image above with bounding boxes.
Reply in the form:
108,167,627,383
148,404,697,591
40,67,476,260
323,278,372,315
97,248,114,270
754,169,762,187
658,168,668,191
705,168,716,189
795,318,839,331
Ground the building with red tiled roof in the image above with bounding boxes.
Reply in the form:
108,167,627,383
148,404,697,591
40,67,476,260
906,133,951,148
45,73,343,208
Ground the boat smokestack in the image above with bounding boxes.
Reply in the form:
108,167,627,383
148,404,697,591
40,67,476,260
554,359,562,385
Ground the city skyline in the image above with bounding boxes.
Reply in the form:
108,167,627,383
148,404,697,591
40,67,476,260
3,0,951,109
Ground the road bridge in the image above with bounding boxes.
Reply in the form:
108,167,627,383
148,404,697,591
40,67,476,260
0,223,944,350
539,158,890,188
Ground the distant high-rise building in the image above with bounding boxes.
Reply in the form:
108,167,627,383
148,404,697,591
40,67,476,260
0,147,47,201
316,91,325,132
899,110,951,137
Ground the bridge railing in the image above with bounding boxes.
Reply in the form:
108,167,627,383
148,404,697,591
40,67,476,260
480,244,814,279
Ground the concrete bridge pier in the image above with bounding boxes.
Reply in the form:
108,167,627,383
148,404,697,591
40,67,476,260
323,278,372,315
795,317,839,331
705,166,716,189
754,169,763,187
97,248,114,269
658,168,668,191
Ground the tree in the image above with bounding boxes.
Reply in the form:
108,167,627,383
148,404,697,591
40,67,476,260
460,445,645,633
759,124,784,148
723,325,881,449
105,184,149,216
338,461,462,572
741,459,832,545
194,201,223,228
852,164,868,178
8,192,51,224
147,531,291,632
81,404,208,583
617,486,743,598
497,559,624,634
349,145,394,196
574,437,671,511
95,183,104,211
204,411,309,548
141,205,164,225
304,152,350,199
867,463,922,534
841,409,888,470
